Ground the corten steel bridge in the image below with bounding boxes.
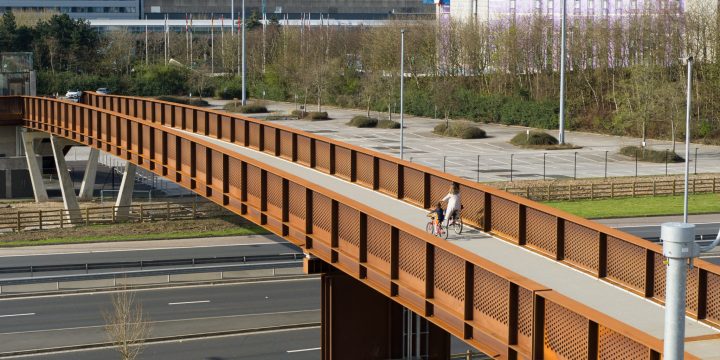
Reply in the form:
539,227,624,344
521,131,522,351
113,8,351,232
4,93,720,360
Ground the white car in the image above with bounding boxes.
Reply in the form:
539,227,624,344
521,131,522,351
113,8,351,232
65,90,82,101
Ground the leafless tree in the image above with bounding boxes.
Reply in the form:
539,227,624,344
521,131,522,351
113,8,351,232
103,289,150,360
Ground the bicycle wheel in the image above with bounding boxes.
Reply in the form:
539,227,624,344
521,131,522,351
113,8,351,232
452,218,463,235
441,225,449,239
426,222,435,235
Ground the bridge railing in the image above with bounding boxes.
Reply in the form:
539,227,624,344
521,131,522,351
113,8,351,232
83,92,720,331
11,95,676,359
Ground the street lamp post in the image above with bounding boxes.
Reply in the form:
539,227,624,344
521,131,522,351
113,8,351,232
558,0,567,144
241,0,247,106
683,57,693,223
400,29,406,160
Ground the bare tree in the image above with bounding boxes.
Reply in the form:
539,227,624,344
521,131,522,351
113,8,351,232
103,289,150,360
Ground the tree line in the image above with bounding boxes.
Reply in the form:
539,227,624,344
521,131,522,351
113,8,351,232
1,5,718,145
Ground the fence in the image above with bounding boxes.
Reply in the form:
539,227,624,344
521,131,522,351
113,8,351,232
502,177,720,201
0,200,227,232
408,148,720,183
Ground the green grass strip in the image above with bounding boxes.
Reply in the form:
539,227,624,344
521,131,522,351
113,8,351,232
0,226,269,248
544,193,720,219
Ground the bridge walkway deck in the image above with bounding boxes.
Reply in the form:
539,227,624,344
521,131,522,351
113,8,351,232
180,129,720,359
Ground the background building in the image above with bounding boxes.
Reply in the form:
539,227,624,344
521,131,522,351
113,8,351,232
0,0,141,20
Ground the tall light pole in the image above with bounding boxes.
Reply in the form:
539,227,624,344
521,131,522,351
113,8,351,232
241,0,247,106
400,29,406,160
558,0,567,144
683,56,693,224
231,0,235,36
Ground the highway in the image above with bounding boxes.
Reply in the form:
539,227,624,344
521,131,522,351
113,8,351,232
0,278,320,356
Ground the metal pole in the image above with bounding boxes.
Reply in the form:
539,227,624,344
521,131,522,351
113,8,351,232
604,150,608,179
694,148,698,175
443,155,446,172
231,0,235,35
573,152,577,179
666,149,669,176
661,222,697,360
543,153,546,180
241,0,247,106
558,0,567,144
400,29,405,160
635,148,638,177
684,57,693,224
510,154,514,182
477,155,480,182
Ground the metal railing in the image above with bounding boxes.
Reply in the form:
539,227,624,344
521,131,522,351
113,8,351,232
3,93,695,358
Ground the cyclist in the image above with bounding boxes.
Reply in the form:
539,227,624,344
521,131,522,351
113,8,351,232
441,184,461,227
428,202,445,235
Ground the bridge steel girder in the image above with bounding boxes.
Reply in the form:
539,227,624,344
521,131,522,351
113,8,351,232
8,95,693,359
83,92,720,336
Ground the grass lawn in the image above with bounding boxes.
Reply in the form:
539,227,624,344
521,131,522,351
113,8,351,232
0,217,269,247
544,193,720,219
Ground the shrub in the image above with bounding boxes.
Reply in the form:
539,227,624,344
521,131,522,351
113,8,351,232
619,146,684,163
433,121,487,139
130,65,190,96
291,110,307,118
306,111,329,121
223,102,268,114
156,95,208,107
377,119,401,129
510,131,559,146
214,78,245,100
347,116,378,128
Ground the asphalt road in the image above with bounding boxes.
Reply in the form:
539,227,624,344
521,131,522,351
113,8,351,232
0,278,320,355
13,327,322,360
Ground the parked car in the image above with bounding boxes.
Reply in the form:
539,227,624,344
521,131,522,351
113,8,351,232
96,88,111,95
65,90,82,102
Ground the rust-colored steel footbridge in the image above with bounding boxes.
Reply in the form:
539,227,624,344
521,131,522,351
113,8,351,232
4,93,720,359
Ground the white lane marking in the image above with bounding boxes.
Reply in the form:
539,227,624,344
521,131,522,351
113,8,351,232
286,347,321,353
0,313,35,318
168,300,211,306
0,309,320,336
0,242,282,258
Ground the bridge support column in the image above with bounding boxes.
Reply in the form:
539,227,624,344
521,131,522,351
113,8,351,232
20,130,48,203
78,148,99,201
320,268,450,360
114,162,137,221
50,136,82,224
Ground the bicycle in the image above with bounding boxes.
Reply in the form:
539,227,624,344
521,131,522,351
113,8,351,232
426,213,448,239
446,207,463,235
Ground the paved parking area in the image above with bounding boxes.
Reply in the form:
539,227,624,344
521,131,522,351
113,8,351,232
208,100,720,183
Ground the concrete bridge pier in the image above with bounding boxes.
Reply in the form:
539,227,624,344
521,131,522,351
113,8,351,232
20,129,48,203
49,135,82,224
317,265,451,360
78,148,99,201
114,162,137,221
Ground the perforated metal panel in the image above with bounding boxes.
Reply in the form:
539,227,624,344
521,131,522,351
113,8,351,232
517,287,533,338
234,119,245,145
687,266,700,315
338,203,360,256
312,193,332,243
180,139,192,179
473,266,509,326
245,164,261,208
526,208,557,256
434,248,465,309
490,196,519,241
211,151,223,187
367,216,391,271
544,301,589,360
195,145,207,184
430,176,452,208
653,253,667,301
706,272,720,325
221,116,232,142
335,147,352,180
606,236,645,292
263,127,276,155
288,182,306,229
563,222,600,273
598,325,650,360
248,123,260,149
458,185,485,228
403,167,425,207
280,131,293,160
378,159,398,197
297,136,312,166
356,153,374,188
227,158,243,198
208,113,219,137
315,141,331,173
398,232,426,291
166,134,177,169
266,173,283,216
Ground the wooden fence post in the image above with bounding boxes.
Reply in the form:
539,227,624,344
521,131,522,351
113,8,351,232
166,202,171,220
139,203,144,222
590,183,594,200
611,183,615,198
39,210,43,230
192,201,197,219
59,209,63,229
85,208,90,226
673,179,676,195
547,185,551,201
16,211,20,232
